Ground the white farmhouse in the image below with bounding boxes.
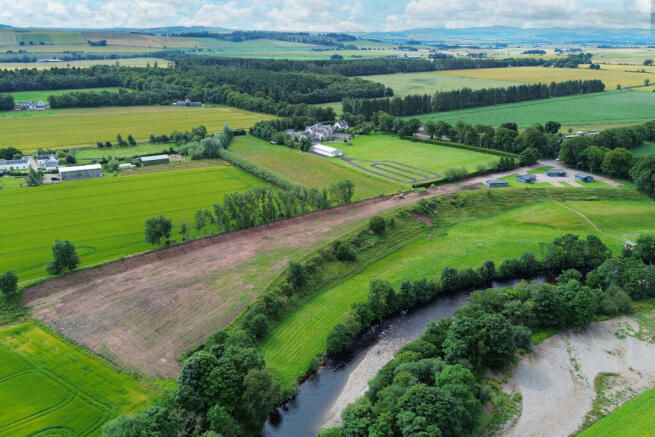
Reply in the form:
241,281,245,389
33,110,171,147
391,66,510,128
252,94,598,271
0,158,30,171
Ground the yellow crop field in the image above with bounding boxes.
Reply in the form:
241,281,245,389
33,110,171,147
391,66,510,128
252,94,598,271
0,57,171,70
0,105,270,152
438,66,655,90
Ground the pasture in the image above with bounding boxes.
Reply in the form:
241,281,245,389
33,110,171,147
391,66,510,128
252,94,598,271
414,91,655,129
578,385,655,437
261,193,655,383
634,142,655,157
0,105,270,152
438,66,655,90
0,321,157,437
10,87,125,103
230,135,402,199
0,166,266,282
339,134,499,182
357,71,518,96
73,142,176,163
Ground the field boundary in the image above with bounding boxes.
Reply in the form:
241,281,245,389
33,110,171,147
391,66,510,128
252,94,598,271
402,136,519,158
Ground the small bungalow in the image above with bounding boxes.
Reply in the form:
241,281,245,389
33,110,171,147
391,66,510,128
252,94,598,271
516,174,537,184
624,241,638,251
485,179,509,188
333,120,349,131
172,99,202,107
546,168,566,177
575,173,594,183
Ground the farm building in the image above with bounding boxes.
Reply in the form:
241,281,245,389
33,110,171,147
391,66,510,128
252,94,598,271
310,144,343,158
624,241,638,250
138,155,170,166
118,163,136,170
575,173,594,183
485,179,509,188
172,99,202,107
0,158,30,171
516,174,537,184
58,164,102,181
546,168,567,177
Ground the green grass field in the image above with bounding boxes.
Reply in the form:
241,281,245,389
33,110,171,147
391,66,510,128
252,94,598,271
0,177,25,189
73,142,176,163
340,134,499,180
634,142,655,157
0,105,270,152
261,192,655,383
15,32,54,46
578,385,655,437
0,166,266,282
359,71,518,96
0,321,158,437
415,91,655,128
230,136,402,199
10,87,126,103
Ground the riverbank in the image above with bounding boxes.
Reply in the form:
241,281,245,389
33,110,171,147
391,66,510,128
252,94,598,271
503,304,655,436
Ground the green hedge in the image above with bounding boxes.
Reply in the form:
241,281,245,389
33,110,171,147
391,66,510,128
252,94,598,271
217,148,303,191
401,136,519,158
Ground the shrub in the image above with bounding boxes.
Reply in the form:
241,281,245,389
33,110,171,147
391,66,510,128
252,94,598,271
244,313,269,339
336,243,357,262
0,270,18,296
46,240,80,275
326,324,355,355
368,216,386,234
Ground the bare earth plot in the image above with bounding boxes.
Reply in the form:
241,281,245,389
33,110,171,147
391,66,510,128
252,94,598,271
504,313,655,437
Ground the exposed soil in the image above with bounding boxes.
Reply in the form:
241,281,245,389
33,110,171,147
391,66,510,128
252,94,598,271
503,316,655,437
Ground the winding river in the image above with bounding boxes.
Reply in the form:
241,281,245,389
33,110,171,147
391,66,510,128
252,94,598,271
262,279,536,437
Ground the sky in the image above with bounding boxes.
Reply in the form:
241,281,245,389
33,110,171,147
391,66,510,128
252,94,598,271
0,0,651,31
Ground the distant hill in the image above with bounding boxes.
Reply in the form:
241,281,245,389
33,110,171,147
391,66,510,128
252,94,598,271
359,26,654,45
0,25,230,35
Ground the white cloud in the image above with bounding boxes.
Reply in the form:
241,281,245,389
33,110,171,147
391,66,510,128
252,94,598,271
181,1,254,26
385,0,651,30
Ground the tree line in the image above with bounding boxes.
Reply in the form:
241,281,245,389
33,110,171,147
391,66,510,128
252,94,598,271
0,94,14,111
173,30,356,47
343,79,605,119
321,233,655,437
183,54,583,77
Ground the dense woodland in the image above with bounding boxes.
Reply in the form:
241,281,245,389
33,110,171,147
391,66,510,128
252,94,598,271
342,79,605,118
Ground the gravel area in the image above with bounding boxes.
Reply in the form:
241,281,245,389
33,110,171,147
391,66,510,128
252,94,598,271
504,316,655,437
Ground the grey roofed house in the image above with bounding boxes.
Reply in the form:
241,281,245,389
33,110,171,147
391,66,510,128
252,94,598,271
485,179,509,187
0,157,30,170
305,123,334,141
575,173,594,183
516,174,537,183
139,154,170,166
333,120,349,131
172,98,202,107
546,168,567,177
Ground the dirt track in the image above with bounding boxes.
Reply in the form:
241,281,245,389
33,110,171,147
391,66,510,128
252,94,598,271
21,161,595,378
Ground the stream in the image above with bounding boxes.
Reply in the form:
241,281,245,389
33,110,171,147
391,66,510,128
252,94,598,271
262,278,535,437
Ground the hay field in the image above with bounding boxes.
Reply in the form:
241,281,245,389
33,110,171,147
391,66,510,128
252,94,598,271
230,135,402,199
0,321,158,437
415,91,655,128
261,193,655,383
357,71,518,96
0,166,266,282
438,66,655,90
0,105,270,152
579,385,655,437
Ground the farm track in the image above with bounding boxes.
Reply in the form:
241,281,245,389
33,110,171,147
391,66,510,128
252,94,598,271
20,162,617,378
